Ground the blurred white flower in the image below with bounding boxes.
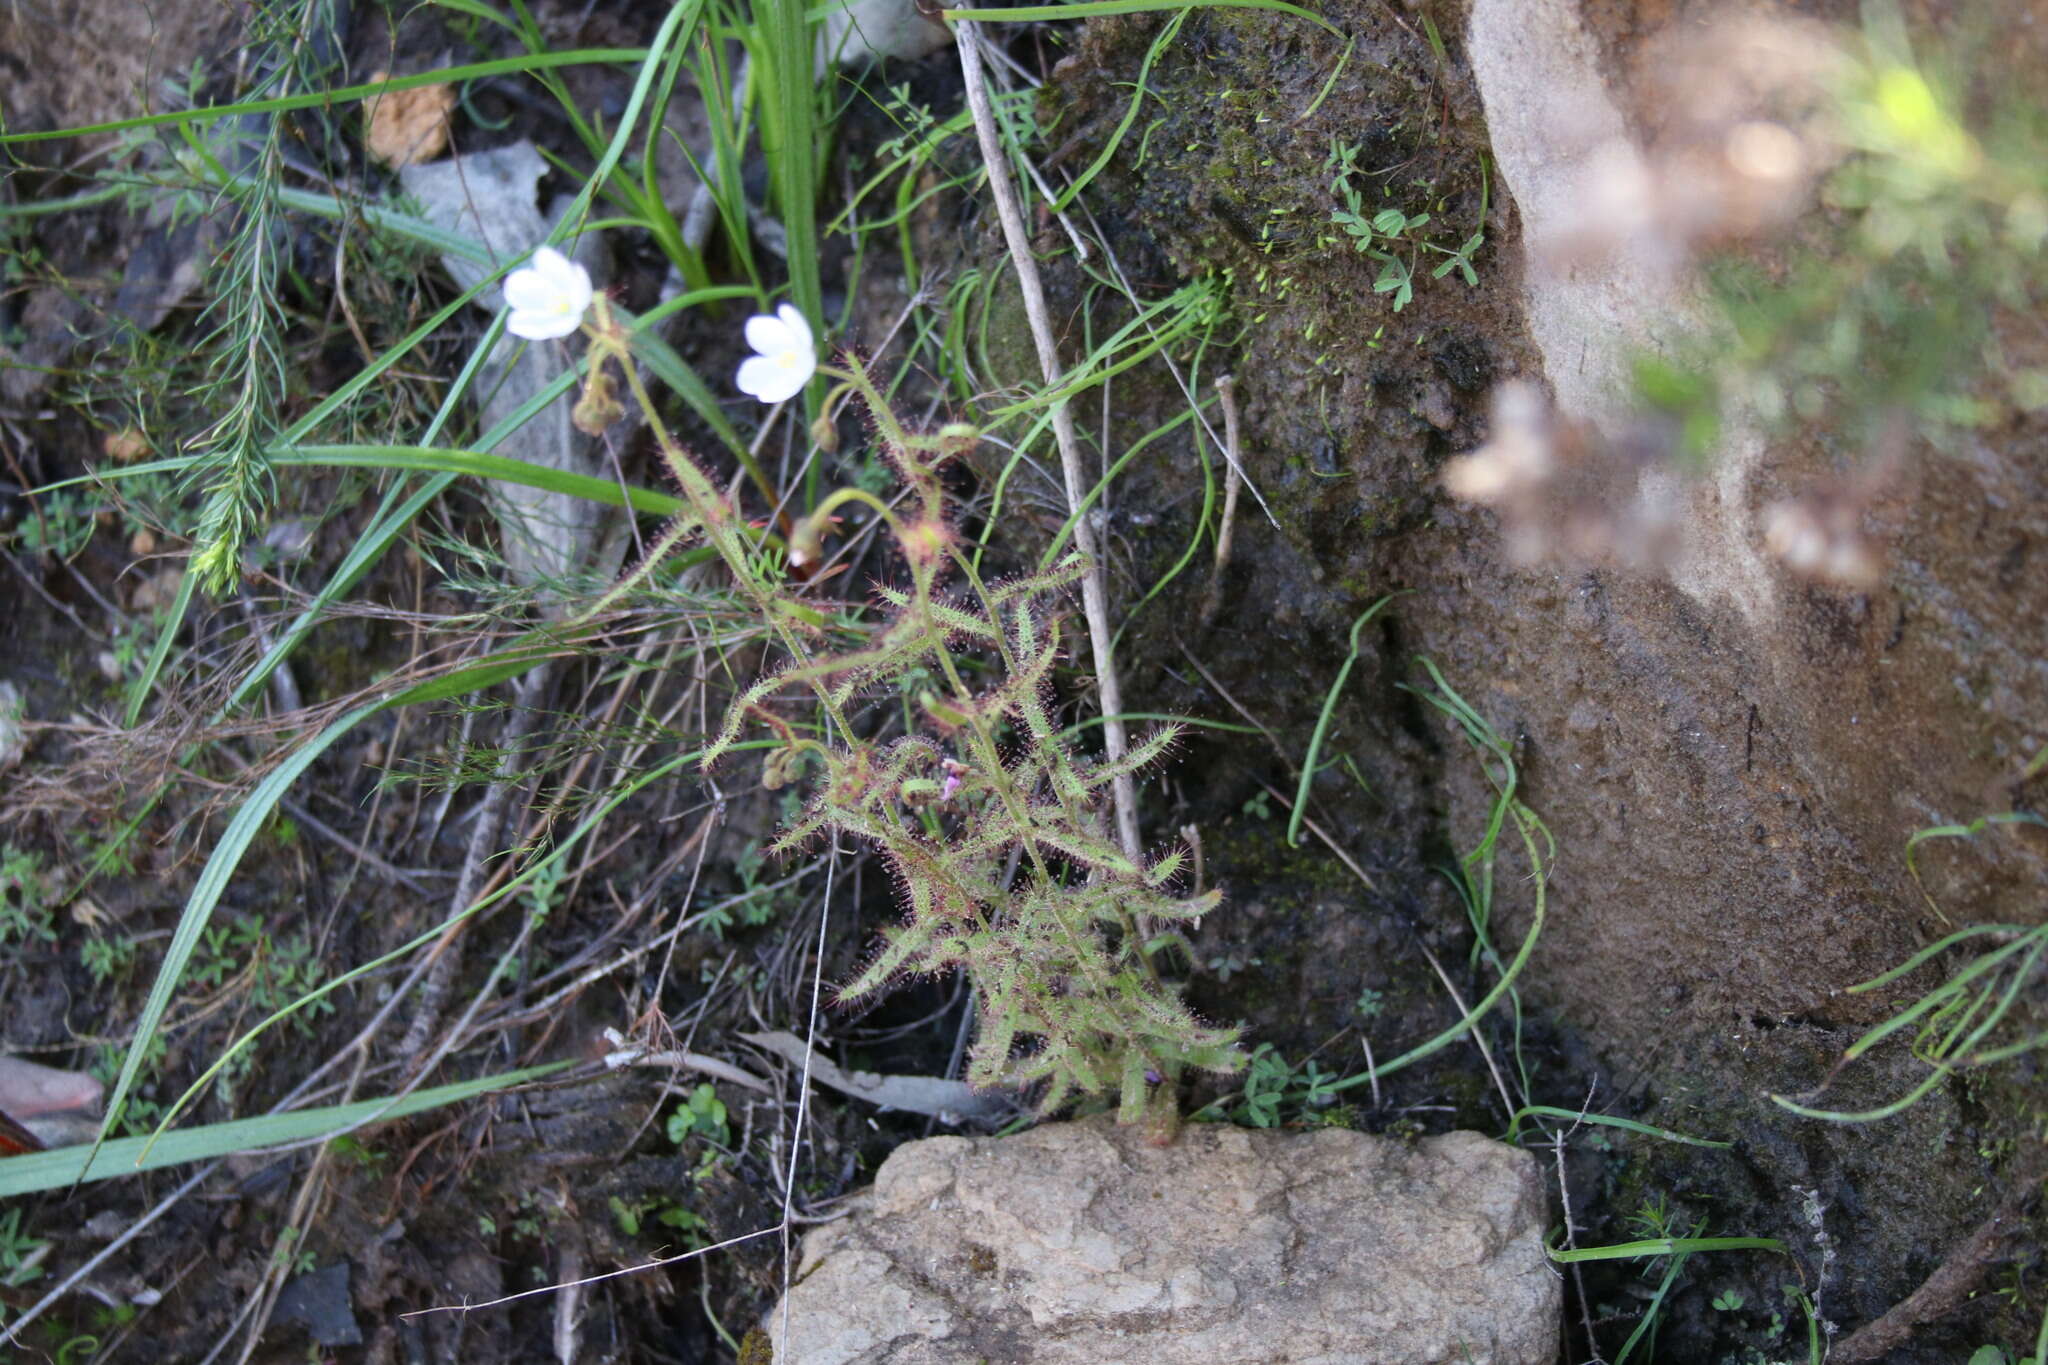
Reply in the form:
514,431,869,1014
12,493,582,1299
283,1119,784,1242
1762,496,1879,588
503,246,593,341
736,303,816,404
1443,381,1555,504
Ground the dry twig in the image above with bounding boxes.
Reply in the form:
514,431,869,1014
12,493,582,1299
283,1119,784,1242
1199,373,1243,629
954,17,1142,861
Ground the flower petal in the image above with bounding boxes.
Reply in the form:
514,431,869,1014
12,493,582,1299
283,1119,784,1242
737,303,816,402
744,311,793,357
552,251,595,307
502,246,593,334
737,353,805,404
502,269,558,314
773,302,813,354
530,245,574,281
508,307,583,342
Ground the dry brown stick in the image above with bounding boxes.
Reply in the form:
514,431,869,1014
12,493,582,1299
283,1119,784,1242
954,18,1141,862
225,1049,368,1365
1831,1144,2045,1363
1199,373,1243,629
1543,1097,1607,1363
397,663,553,1061
551,1206,587,1365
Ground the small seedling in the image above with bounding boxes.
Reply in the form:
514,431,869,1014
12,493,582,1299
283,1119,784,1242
1206,948,1259,983
666,1083,729,1149
0,846,58,948
0,1207,47,1287
1325,144,1486,313
80,934,139,985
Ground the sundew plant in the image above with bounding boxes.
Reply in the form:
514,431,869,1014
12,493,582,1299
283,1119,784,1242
558,276,1245,1131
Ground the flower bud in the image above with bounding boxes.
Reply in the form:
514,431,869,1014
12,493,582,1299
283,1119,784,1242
573,367,623,435
937,422,980,461
788,512,828,574
810,411,841,454
900,517,953,567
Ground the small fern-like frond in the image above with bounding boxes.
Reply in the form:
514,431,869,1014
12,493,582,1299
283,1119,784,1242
1143,843,1189,888
1085,723,1183,791
704,674,802,769
1024,811,1140,880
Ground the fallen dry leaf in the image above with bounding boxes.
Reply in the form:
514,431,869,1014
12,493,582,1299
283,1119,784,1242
364,71,454,168
129,564,184,612
102,426,151,462
0,1054,103,1118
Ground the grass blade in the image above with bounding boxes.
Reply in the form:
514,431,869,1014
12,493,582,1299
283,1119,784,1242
0,1065,566,1196
1549,1235,1787,1263
0,53,650,144
1288,593,1398,848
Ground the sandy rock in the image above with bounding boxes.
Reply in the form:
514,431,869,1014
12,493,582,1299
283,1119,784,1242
399,143,616,597
767,1117,1557,1364
363,71,455,168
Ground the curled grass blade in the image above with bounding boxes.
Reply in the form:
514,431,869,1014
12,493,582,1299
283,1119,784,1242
1051,9,1187,212
1288,593,1399,848
1505,1105,1732,1149
1328,659,1553,1093
1771,929,2047,1123
1328,797,1547,1090
1904,810,2047,920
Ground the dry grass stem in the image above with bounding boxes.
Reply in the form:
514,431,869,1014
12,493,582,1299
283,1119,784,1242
955,17,1141,861
1199,373,1242,628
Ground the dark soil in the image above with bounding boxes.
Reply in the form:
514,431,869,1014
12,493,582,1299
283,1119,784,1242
1036,1,2047,1359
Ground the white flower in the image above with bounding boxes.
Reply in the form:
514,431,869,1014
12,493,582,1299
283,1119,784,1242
502,246,593,341
736,303,817,404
